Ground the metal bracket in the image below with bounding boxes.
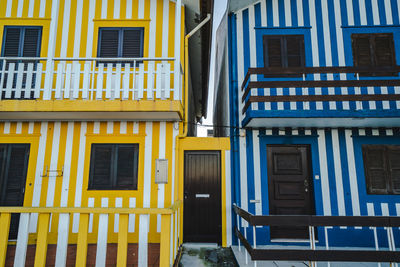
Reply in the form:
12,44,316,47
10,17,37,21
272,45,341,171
41,165,64,177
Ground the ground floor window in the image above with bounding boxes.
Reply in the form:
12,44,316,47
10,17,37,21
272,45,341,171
88,144,139,190
362,145,400,194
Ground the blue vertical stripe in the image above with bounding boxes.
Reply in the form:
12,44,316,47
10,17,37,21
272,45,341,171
378,0,387,25
391,0,400,24
364,0,374,25
352,0,361,25
291,0,299,27
325,129,339,215
338,128,353,215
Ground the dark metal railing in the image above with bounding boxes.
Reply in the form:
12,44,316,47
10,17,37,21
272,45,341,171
241,66,400,114
233,204,400,264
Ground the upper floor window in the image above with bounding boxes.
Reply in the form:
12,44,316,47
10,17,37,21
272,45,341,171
352,33,396,76
88,144,139,190
263,35,305,75
1,26,42,58
362,145,400,195
97,27,144,65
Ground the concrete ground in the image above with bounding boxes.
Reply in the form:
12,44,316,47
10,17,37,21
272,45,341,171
179,243,239,267
231,246,394,267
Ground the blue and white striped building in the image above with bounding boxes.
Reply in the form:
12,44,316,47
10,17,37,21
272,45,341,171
213,0,400,248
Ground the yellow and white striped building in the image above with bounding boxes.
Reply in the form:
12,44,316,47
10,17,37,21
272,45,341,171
0,0,231,266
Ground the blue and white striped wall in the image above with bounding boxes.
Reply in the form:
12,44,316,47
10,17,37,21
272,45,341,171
227,0,400,247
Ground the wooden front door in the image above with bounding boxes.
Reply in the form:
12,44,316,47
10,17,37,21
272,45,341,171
0,144,30,239
267,145,314,239
183,151,221,244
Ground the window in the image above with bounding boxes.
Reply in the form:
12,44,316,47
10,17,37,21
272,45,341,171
352,33,396,76
0,144,30,239
88,144,139,190
362,145,400,194
97,27,144,65
1,26,42,97
263,35,305,75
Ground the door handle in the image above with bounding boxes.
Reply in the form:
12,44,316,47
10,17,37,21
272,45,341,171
184,191,188,199
304,179,309,192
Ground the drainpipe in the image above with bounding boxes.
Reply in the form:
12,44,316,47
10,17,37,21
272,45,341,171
174,13,211,244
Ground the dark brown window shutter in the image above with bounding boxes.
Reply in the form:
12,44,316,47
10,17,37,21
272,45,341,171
99,29,119,58
266,37,283,68
286,36,304,68
363,145,388,194
22,28,40,57
122,29,143,58
353,35,372,67
115,144,138,189
374,34,395,67
89,144,113,189
2,28,20,57
387,147,400,193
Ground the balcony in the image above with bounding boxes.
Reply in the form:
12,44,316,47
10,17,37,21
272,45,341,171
0,57,183,121
241,66,400,128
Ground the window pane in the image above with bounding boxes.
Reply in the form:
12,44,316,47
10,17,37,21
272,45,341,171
122,29,143,58
375,36,394,67
116,144,138,189
353,36,372,67
363,146,388,194
22,28,40,57
2,28,20,57
388,148,400,192
89,145,113,189
267,38,282,67
99,29,119,58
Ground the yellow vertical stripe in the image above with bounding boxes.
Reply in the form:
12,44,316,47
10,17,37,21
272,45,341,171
34,213,50,267
107,0,114,19
132,0,138,19
0,213,11,266
21,122,29,135
79,0,90,57
45,0,52,17
11,0,18,17
168,2,175,58
159,214,171,267
164,123,173,207
116,214,129,266
149,122,160,236
120,0,126,19
144,0,150,19
155,0,163,58
33,0,40,18
0,0,7,17
67,122,82,207
94,0,102,19
67,0,78,57
39,122,54,207
55,0,65,57
23,0,29,17
75,213,89,267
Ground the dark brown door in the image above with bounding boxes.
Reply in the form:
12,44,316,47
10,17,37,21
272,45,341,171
0,144,30,239
184,151,221,244
267,145,314,239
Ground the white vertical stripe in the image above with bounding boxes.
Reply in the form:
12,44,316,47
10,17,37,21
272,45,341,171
16,122,22,134
266,129,273,135
46,122,61,207
88,198,95,233
317,130,331,216
5,0,12,17
367,203,375,216
138,0,145,19
86,0,96,57
60,0,71,58
157,122,166,232
305,129,312,135
107,121,113,134
162,0,170,57
272,0,279,26
371,0,381,25
170,126,178,207
252,130,262,215
143,122,153,208
260,0,267,26
386,129,394,136
237,12,245,122
396,203,400,217
101,0,108,19
225,151,232,246
39,0,46,17
114,197,123,232
29,122,48,233
128,198,136,232
28,0,35,17
17,0,24,17
334,0,346,68
321,0,332,66
309,0,320,66
292,129,299,135
96,198,109,267
385,0,394,24
14,214,30,267
297,0,304,26
279,129,285,135
94,121,100,134
4,122,10,134
359,0,368,25
126,0,132,19
114,0,120,19
120,121,127,134
28,122,34,134
239,135,248,226
133,122,139,134
345,130,360,216
284,0,292,27
372,129,379,136
381,203,389,216
73,0,83,57
346,0,355,25
73,122,87,232
359,129,366,136
249,6,258,111
332,129,346,216
138,215,149,266
55,214,70,267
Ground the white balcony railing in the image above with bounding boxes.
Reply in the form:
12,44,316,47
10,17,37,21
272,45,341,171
0,57,179,101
